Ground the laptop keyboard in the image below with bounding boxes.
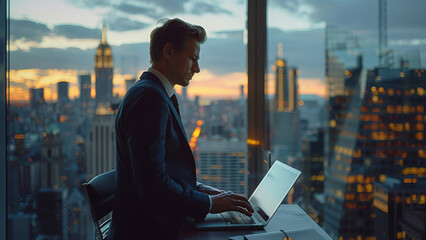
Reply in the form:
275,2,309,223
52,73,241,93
221,211,255,224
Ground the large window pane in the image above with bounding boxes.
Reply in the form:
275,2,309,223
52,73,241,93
266,1,426,239
7,0,247,239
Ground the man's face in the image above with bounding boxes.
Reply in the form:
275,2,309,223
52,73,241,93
168,37,200,87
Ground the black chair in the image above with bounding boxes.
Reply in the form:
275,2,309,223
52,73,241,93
82,170,116,240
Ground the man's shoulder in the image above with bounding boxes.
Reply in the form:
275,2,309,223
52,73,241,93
128,72,166,98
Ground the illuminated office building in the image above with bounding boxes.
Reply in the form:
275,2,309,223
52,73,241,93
87,109,116,180
301,129,325,224
323,65,426,239
323,25,426,240
95,25,113,107
197,138,247,196
374,177,426,240
272,43,300,159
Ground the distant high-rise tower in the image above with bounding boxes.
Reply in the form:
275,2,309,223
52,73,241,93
182,87,188,101
379,0,391,67
40,124,65,189
57,81,70,104
95,24,113,107
37,188,69,240
29,88,45,109
240,85,244,102
79,74,91,105
125,78,136,92
272,43,300,159
87,111,116,180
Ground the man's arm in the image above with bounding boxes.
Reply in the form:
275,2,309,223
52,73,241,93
196,182,225,195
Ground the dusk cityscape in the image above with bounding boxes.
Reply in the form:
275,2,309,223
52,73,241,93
5,0,426,239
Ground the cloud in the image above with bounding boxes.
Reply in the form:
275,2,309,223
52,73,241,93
10,19,51,42
271,0,426,41
10,47,95,70
190,2,232,15
212,30,243,39
9,26,327,83
66,0,110,9
137,0,189,14
53,25,101,39
108,17,150,32
115,3,162,19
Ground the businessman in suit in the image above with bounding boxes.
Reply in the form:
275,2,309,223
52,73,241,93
107,18,254,239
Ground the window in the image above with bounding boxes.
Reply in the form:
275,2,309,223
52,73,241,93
5,0,426,240
7,0,249,239
266,0,426,239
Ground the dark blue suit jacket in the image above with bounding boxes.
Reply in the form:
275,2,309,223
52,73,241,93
107,72,210,239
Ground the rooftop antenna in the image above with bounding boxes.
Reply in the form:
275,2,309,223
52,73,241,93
379,0,388,67
101,20,107,44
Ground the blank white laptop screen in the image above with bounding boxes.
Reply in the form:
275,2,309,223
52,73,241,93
249,161,301,222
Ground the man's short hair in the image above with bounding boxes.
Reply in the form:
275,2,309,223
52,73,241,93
150,18,206,63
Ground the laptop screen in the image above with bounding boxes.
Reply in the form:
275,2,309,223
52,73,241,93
248,161,301,223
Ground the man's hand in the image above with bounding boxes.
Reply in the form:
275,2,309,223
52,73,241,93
210,191,254,217
196,183,225,195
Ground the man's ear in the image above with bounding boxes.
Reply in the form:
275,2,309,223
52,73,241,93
163,43,174,60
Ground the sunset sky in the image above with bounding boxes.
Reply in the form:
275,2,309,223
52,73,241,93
8,0,426,102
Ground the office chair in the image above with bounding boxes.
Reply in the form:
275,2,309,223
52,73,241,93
82,170,116,240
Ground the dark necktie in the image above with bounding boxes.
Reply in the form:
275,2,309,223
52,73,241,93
170,94,180,117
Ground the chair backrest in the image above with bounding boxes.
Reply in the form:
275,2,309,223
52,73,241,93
82,170,116,240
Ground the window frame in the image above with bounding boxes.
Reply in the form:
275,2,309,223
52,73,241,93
247,0,268,195
0,0,8,238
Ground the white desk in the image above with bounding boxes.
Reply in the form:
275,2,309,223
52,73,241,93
178,204,332,240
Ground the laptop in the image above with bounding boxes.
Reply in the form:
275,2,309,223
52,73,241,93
195,160,301,229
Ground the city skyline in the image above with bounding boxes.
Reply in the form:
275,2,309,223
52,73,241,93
9,0,426,102
6,1,426,239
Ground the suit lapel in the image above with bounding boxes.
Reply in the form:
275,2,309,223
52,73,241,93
167,98,189,143
140,72,189,144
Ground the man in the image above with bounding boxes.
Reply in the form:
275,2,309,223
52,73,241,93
108,18,254,239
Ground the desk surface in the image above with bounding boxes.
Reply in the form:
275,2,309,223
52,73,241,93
178,204,332,240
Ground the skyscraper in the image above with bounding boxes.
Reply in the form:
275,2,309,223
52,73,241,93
182,87,188,101
79,74,91,105
37,188,69,240
374,177,426,240
29,88,45,110
95,25,113,107
87,110,116,180
272,43,300,159
197,138,247,196
40,124,65,189
57,81,70,104
301,129,325,224
323,24,426,239
324,61,426,239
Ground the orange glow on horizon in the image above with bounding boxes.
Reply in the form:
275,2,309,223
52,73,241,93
10,69,326,102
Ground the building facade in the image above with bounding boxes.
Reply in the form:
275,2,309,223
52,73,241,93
87,111,116,180
197,138,248,196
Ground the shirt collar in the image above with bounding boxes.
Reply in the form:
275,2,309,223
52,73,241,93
148,67,174,98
